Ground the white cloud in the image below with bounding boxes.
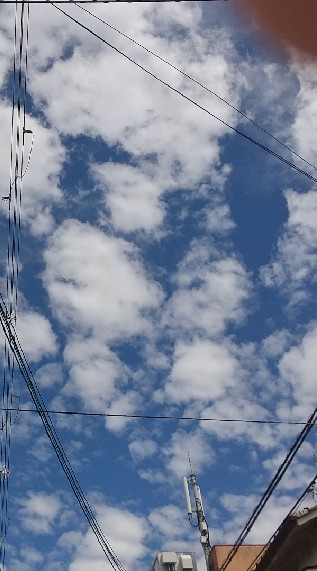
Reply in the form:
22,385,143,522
35,362,63,388
17,492,62,535
159,338,238,404
200,396,278,450
43,219,163,339
204,203,235,235
30,434,54,463
63,335,141,433
262,442,315,493
261,188,317,301
129,438,158,462
16,309,57,362
20,546,44,565
68,502,148,571
104,390,140,432
0,19,12,88
0,105,64,236
279,324,317,410
1,4,314,570
164,428,213,477
261,329,293,359
149,505,188,542
164,240,250,337
64,336,126,410
27,1,241,237
220,492,295,544
93,163,165,234
290,60,317,167
138,469,166,485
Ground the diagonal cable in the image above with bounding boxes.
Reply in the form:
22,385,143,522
219,406,317,571
52,3,317,184
75,1,317,175
0,293,126,571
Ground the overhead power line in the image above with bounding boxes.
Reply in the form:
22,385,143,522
75,2,317,175
52,3,317,185
0,2,30,568
219,405,317,571
0,293,126,571
2,406,317,426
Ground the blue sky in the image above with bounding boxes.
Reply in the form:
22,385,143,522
1,1,317,570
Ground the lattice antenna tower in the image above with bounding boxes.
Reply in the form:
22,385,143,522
182,455,211,571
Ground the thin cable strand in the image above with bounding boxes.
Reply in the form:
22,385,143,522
1,407,316,425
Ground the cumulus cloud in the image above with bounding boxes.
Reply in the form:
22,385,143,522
1,2,314,568
63,334,141,432
164,240,250,336
163,428,213,477
64,336,127,410
0,302,58,364
35,362,63,388
17,492,62,535
220,492,296,544
260,188,317,302
129,438,158,462
92,163,165,234
27,1,241,236
204,202,235,235
279,324,317,412
0,105,64,236
16,309,57,362
43,219,163,339
0,14,12,88
159,338,238,404
290,60,317,167
68,503,148,571
148,504,192,553
200,396,278,450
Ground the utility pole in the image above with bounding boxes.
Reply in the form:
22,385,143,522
182,472,211,571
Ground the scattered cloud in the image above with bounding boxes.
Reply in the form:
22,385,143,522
43,219,163,339
17,492,62,535
0,2,316,570
159,338,238,404
261,189,317,302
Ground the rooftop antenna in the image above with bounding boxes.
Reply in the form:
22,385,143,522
188,451,193,474
182,454,211,571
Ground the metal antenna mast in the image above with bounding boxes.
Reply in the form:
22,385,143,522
182,461,211,571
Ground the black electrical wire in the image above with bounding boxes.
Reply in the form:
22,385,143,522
0,293,126,571
51,3,317,185
0,3,30,567
2,406,317,426
74,2,317,176
219,405,317,571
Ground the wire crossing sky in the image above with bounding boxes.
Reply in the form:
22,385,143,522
1,2,317,571
53,3,317,184
0,291,127,571
75,0,317,175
